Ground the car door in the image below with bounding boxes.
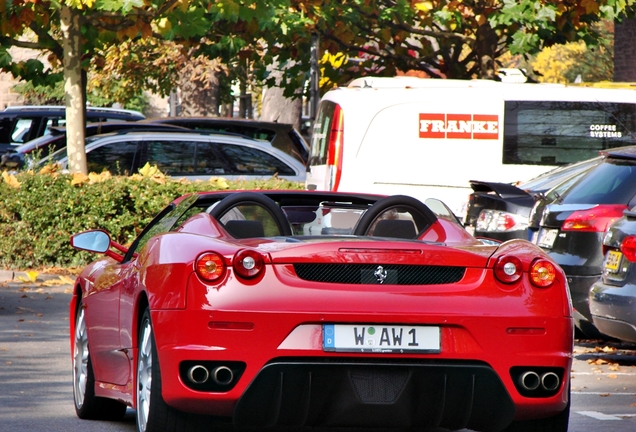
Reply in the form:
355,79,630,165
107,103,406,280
84,262,132,385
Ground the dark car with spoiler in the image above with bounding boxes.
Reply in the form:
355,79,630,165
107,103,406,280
464,157,602,242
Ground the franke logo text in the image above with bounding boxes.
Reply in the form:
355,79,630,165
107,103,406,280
419,114,499,140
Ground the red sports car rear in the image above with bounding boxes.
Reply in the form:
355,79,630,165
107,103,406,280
69,191,573,432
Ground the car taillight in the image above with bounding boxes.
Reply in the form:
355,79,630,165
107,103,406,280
327,104,344,191
195,252,226,282
620,236,636,262
233,249,264,279
561,204,627,232
476,210,528,232
529,259,557,288
494,255,522,284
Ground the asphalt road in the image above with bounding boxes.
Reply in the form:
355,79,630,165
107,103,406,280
1,275,636,432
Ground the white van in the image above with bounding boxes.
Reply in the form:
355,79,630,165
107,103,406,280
306,77,636,216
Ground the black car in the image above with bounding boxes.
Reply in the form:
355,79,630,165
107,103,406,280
464,157,601,241
590,208,636,342
143,117,309,164
534,146,636,337
0,105,145,153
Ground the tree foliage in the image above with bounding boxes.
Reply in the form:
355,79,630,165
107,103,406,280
281,0,634,88
532,21,614,84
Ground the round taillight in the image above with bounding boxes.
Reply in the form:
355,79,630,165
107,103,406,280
529,259,557,288
233,249,264,279
195,252,226,282
494,255,523,284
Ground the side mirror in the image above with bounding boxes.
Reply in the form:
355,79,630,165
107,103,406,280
71,230,111,253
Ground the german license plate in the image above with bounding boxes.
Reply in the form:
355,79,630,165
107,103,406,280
604,250,622,273
322,324,440,353
537,228,558,249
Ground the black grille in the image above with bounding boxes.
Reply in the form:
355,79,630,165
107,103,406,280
293,264,465,285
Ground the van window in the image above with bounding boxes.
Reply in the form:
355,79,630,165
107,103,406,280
503,101,636,166
309,101,337,165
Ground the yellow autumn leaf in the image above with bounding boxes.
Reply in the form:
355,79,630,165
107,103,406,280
210,177,229,189
138,163,165,178
2,171,20,188
71,172,89,186
581,0,599,14
24,271,39,282
88,171,112,184
415,1,434,12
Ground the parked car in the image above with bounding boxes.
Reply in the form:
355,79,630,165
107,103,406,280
533,146,636,338
44,130,306,182
143,117,309,164
0,105,145,153
464,157,602,241
589,207,636,342
69,190,572,432
1,122,188,169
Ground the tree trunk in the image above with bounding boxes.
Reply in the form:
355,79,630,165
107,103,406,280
178,57,221,117
614,16,636,81
261,68,302,128
475,22,498,80
61,6,87,174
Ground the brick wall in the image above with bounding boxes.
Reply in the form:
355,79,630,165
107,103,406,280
614,16,636,81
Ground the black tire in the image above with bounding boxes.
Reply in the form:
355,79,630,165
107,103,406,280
72,302,127,420
136,308,210,432
502,391,570,432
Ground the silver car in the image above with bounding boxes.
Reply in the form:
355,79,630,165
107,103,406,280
45,131,307,182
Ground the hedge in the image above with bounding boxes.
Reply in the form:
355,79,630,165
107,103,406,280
0,168,303,270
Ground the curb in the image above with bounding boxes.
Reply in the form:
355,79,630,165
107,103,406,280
0,270,14,283
0,270,69,284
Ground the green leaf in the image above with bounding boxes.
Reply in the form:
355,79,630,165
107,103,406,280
97,0,145,14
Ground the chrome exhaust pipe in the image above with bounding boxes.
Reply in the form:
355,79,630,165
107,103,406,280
519,371,540,391
212,366,234,386
541,372,560,391
187,365,210,384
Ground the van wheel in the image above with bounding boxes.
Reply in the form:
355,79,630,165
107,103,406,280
136,308,210,432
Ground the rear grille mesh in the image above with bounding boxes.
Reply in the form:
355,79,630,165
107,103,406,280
293,264,465,285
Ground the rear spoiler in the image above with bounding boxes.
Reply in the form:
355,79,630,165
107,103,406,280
468,180,531,199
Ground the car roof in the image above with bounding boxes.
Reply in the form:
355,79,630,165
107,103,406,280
144,117,295,130
2,105,145,119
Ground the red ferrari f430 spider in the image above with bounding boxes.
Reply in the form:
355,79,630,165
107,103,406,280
69,191,573,432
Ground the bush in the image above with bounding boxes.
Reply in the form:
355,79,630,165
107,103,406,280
0,169,303,269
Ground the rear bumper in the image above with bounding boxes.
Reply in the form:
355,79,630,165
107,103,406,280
234,360,516,431
151,309,572,428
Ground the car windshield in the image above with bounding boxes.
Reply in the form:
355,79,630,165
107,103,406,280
519,156,602,192
559,158,636,204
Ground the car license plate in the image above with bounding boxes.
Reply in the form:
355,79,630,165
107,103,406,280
323,324,440,353
604,250,622,273
537,228,558,249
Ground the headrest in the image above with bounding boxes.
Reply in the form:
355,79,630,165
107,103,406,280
224,220,265,238
372,219,417,239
